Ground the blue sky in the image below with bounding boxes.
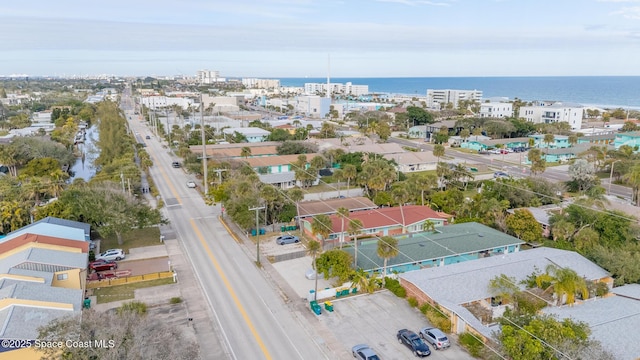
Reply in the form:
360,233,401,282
1,0,639,77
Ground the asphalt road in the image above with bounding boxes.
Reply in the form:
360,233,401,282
388,137,633,200
121,89,332,359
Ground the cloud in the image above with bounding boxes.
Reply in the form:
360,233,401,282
611,6,640,19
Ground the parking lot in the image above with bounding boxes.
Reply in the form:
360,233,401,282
270,249,475,359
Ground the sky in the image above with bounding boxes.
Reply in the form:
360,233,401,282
1,0,640,78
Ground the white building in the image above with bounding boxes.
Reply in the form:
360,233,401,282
304,82,369,96
197,69,224,84
519,101,584,130
426,89,483,109
222,127,271,143
140,96,194,110
242,78,281,89
294,95,331,118
479,102,513,118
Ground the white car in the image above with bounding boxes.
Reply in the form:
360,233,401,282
96,248,125,261
186,181,196,188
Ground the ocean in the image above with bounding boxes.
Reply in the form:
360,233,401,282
279,76,640,109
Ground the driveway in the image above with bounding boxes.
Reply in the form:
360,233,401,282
118,257,171,276
317,291,475,360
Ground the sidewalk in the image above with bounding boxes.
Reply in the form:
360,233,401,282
222,218,351,359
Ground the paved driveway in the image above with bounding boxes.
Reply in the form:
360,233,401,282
317,291,475,360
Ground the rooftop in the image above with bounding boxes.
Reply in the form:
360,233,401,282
241,153,320,168
297,197,378,218
351,222,524,270
320,205,450,234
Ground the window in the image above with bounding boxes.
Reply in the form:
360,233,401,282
57,273,68,281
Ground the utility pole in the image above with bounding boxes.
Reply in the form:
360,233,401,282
213,169,227,185
249,206,266,264
200,93,208,196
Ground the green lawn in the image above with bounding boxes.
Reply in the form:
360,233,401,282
92,277,175,304
99,227,162,254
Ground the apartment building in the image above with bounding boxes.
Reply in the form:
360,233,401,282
304,82,369,96
479,102,513,118
197,69,225,84
294,95,331,118
519,101,584,130
242,78,281,89
426,89,483,109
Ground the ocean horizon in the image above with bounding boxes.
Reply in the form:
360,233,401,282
279,76,640,109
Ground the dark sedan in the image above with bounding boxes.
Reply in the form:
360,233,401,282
397,329,431,357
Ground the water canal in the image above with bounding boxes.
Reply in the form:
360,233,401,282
68,125,99,182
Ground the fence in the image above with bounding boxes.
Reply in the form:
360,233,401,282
270,250,307,263
86,271,175,289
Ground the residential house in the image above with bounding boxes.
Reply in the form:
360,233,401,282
543,284,640,360
399,247,612,340
301,205,450,244
423,120,463,142
530,134,571,149
2,217,91,244
297,197,378,219
576,133,615,146
383,151,440,172
241,153,320,174
507,204,563,238
614,131,640,150
519,101,584,130
349,222,525,274
479,102,513,118
461,137,531,151
222,127,271,143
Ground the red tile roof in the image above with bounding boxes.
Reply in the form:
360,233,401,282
321,205,450,233
0,233,89,254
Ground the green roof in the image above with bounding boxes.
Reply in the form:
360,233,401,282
347,222,525,270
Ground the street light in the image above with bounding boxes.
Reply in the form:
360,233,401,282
609,160,621,195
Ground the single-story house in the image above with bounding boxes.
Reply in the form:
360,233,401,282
239,153,320,174
543,284,640,360
348,222,525,273
399,247,612,340
461,137,531,151
576,133,615,146
297,197,378,219
383,151,440,172
530,134,570,149
222,127,271,142
301,205,451,244
614,131,640,150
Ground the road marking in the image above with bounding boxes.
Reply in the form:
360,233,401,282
189,218,273,360
145,137,182,206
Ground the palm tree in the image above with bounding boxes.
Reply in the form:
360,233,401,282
537,265,588,306
343,164,357,193
337,207,350,249
351,268,379,294
311,214,333,248
348,218,364,269
623,164,640,206
543,133,555,154
568,134,578,148
460,128,470,144
422,220,437,233
306,240,322,301
288,188,304,227
240,146,252,159
377,236,399,285
332,168,344,197
410,173,437,206
433,144,445,163
391,186,409,234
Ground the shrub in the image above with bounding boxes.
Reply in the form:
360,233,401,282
407,297,419,308
169,297,182,304
384,278,406,298
117,301,147,316
459,332,484,357
88,251,96,262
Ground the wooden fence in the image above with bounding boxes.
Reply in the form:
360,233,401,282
86,271,175,289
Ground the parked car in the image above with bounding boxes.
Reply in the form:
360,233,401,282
352,344,380,360
145,135,151,140
488,149,500,154
419,327,451,350
96,249,125,261
172,161,181,168
276,234,299,245
305,268,324,280
493,171,509,179
186,181,196,188
89,259,118,272
397,329,431,357
499,149,509,154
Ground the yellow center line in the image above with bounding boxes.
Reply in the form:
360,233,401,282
189,218,272,360
146,144,181,205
